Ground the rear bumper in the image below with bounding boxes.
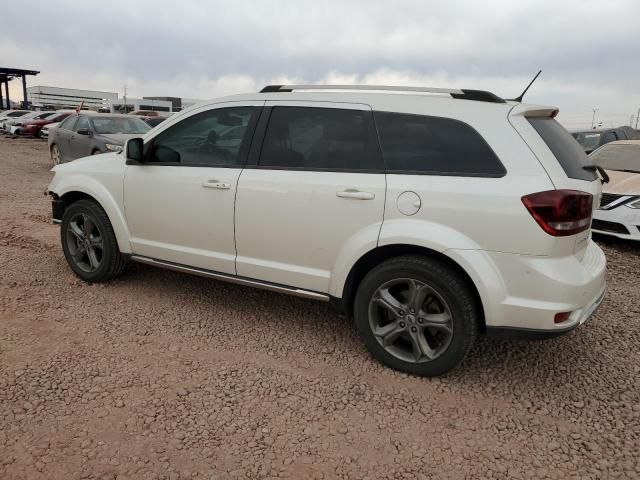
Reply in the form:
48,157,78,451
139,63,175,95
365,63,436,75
451,240,606,333
486,287,605,339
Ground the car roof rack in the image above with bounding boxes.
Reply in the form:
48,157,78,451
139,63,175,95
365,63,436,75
259,84,506,103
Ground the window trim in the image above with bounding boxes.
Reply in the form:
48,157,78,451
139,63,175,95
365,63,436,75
137,106,262,168
372,110,507,178
245,105,385,174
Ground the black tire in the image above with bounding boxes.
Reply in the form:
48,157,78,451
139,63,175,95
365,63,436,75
61,199,127,282
354,255,479,377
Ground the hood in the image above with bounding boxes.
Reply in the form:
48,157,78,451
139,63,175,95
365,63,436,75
603,170,640,195
96,133,143,144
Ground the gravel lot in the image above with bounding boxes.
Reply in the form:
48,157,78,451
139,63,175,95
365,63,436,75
1,136,639,480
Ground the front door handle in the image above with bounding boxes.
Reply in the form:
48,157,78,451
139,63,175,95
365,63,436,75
336,189,375,200
202,180,230,190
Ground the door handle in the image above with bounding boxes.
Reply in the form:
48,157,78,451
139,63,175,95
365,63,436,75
336,189,375,200
202,180,230,190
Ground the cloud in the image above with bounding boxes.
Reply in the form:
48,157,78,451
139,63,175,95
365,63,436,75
2,0,639,128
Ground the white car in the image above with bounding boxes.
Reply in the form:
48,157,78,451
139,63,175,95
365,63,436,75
591,140,640,240
4,111,56,134
47,84,606,376
0,109,31,130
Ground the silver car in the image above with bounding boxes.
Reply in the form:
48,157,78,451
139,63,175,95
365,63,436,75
48,112,150,164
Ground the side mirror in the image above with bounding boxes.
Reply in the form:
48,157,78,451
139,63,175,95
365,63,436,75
77,128,90,135
126,138,145,164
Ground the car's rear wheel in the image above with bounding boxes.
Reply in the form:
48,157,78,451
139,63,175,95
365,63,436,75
354,255,479,377
50,144,61,165
61,199,127,282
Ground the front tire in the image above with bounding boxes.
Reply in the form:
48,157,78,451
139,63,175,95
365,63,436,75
50,144,61,165
354,256,479,377
61,200,126,282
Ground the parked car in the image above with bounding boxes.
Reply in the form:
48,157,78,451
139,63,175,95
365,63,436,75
130,110,160,117
0,110,31,130
591,140,640,240
140,116,166,128
21,111,74,138
572,127,630,154
48,112,151,164
47,84,606,376
40,122,60,139
4,111,57,135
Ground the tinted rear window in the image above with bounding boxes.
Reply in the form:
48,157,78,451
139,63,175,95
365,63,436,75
374,112,505,176
527,117,596,181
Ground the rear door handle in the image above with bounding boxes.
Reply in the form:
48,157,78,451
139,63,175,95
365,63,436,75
336,189,375,200
202,180,230,190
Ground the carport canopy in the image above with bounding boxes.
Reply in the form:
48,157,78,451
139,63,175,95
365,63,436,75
0,67,40,110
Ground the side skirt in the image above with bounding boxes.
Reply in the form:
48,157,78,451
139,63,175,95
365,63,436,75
130,255,330,302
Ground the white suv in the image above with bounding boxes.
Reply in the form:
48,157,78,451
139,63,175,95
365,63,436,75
47,85,606,376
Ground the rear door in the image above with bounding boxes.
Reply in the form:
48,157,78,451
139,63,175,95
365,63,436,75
234,102,386,293
54,115,78,162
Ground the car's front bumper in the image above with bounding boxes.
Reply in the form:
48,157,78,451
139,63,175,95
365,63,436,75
592,207,640,241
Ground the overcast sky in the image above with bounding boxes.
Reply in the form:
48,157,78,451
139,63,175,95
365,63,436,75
3,0,639,129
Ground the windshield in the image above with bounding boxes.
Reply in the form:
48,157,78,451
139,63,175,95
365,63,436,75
91,117,151,135
572,131,602,151
590,143,640,173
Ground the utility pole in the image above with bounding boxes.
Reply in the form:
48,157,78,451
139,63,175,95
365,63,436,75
591,108,599,129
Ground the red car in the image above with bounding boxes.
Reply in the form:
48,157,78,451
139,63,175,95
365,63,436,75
22,112,73,138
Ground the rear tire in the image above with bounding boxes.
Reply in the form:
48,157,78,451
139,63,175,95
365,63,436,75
354,255,479,377
61,200,127,283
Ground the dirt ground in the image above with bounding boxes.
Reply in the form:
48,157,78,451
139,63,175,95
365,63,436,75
1,136,639,480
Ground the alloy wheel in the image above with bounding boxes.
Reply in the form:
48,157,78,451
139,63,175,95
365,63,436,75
51,145,61,166
368,278,454,363
65,213,104,273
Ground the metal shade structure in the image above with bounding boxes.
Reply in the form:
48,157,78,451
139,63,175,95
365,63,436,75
0,67,40,109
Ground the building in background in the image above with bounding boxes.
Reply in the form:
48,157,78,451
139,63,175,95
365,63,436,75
109,97,173,115
27,86,117,111
143,96,203,112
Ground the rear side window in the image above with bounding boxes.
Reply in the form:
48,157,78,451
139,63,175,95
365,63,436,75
527,117,596,181
259,107,381,171
374,112,505,176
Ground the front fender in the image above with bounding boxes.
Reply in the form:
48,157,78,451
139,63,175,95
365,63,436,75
48,173,132,254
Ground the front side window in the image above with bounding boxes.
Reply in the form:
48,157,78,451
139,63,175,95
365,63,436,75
74,116,90,132
259,107,378,171
148,107,254,166
374,112,506,176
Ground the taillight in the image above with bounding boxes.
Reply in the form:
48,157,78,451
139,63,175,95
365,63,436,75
521,190,593,237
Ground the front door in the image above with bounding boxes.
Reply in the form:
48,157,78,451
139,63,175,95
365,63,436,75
235,102,386,293
124,102,262,274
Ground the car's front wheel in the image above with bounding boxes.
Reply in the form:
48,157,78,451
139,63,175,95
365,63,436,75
61,199,127,282
354,255,479,377
50,144,61,165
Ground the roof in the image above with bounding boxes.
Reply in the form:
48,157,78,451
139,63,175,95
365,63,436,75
260,84,506,103
0,67,40,82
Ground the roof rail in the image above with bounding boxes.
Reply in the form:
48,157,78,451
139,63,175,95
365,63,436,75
259,84,506,103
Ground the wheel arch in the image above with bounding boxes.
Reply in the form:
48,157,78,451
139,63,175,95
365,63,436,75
52,182,132,254
338,244,487,331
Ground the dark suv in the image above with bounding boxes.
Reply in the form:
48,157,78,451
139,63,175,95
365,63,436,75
572,127,630,154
